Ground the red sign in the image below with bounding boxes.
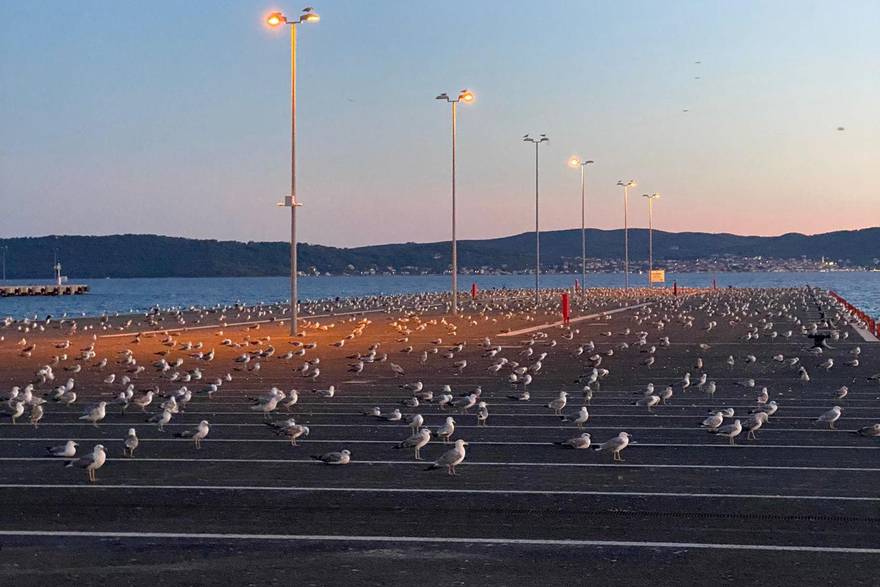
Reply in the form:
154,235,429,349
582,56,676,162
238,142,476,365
561,292,570,324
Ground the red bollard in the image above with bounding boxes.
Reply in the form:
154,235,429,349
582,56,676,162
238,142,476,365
561,292,570,324
471,282,478,299
673,281,678,296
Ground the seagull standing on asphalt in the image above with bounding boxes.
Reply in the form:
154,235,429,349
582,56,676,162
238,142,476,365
434,417,456,444
816,406,842,430
548,391,568,415
396,428,431,460
563,406,589,428
65,444,107,483
593,432,631,461
701,411,724,431
425,439,468,475
713,419,743,445
124,428,139,457
79,401,107,428
175,420,210,448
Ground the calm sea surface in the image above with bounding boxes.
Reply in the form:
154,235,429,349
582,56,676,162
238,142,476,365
2,272,878,320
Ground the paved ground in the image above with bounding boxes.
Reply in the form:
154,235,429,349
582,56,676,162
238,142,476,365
0,287,877,585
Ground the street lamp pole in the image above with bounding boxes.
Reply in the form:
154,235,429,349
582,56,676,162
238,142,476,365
436,90,475,315
266,7,320,337
642,193,660,287
569,157,594,291
524,134,549,307
617,180,637,288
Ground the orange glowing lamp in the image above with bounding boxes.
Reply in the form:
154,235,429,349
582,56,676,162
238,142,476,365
266,12,285,27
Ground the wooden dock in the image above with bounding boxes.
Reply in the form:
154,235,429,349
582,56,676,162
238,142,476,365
0,284,89,297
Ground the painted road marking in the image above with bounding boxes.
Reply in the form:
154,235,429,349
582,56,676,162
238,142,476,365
0,530,877,554
0,484,876,502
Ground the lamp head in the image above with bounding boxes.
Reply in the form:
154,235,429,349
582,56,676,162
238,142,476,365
436,93,450,101
299,10,320,23
459,89,475,103
266,11,286,27
568,156,581,168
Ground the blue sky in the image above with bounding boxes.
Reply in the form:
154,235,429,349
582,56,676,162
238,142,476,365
1,0,877,246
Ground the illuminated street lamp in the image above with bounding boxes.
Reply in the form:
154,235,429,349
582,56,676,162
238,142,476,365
524,134,549,306
616,179,637,288
266,7,320,336
436,89,475,314
642,193,661,286
568,156,594,291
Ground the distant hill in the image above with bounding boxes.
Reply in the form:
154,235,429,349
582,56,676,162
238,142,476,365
0,228,877,279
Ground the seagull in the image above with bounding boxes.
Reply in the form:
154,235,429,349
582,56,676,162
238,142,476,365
7,401,24,424
425,439,468,475
395,428,431,460
592,432,631,462
548,391,568,415
279,424,310,446
313,385,336,398
555,433,591,449
47,440,78,458
816,406,842,430
453,393,477,413
149,408,174,431
124,428,139,457
635,394,660,412
434,417,456,443
701,411,724,431
79,401,107,428
853,424,880,437
712,419,743,445
383,408,403,422
476,401,489,426
562,406,589,428
175,420,210,448
312,449,351,465
65,444,107,483
407,413,424,431
743,412,769,440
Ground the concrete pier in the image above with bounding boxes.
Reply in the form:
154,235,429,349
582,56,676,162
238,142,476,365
0,284,89,297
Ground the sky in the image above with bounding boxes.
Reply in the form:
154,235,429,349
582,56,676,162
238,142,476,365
1,0,878,247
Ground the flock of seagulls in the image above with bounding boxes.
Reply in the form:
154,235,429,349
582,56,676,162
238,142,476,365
1,286,878,484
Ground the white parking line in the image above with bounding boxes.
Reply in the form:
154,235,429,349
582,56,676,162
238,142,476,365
0,484,875,502
0,438,876,449
498,302,653,337
2,457,877,471
0,530,877,554
1,422,870,433
15,412,877,420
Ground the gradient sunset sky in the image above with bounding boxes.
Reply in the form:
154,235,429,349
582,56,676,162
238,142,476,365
1,1,877,247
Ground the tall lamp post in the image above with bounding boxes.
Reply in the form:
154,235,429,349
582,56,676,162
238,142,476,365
568,156,594,291
436,89,475,315
616,180,637,288
642,193,660,286
523,134,549,307
266,7,320,336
